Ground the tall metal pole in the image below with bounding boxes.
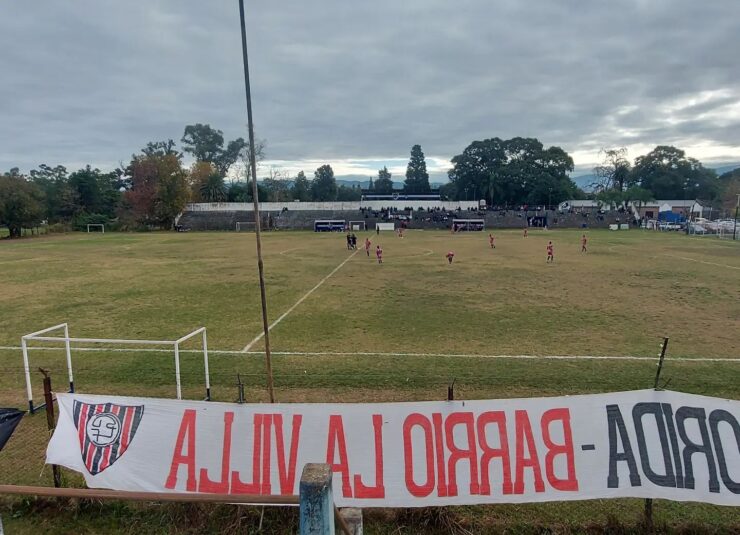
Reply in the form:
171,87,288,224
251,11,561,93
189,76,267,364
238,0,275,403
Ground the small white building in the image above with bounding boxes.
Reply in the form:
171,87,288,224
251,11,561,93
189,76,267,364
638,200,704,219
559,199,706,219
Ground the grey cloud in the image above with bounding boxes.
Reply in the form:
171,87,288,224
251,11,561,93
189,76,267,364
1,0,739,173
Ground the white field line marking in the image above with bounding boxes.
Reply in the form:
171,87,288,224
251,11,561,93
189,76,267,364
242,249,360,352
661,253,740,271
1,345,737,362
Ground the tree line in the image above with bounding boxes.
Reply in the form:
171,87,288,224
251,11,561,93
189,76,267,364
1,124,738,237
589,145,737,212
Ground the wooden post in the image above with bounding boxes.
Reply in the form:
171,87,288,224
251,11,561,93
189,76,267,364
645,337,669,532
299,463,334,535
236,374,245,404
238,0,276,404
40,369,61,488
338,508,363,535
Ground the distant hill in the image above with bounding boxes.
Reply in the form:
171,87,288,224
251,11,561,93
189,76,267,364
713,163,740,176
570,162,740,192
570,174,596,191
277,162,740,193
333,171,448,190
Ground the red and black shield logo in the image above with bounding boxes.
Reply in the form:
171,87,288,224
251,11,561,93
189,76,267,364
73,401,144,475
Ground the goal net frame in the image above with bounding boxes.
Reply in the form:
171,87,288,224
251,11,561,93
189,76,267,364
452,218,485,231
21,323,210,413
86,224,105,233
376,222,395,231
687,219,736,239
235,221,256,232
349,220,366,231
314,220,346,232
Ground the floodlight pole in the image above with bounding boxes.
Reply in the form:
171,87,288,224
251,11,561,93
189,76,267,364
238,0,275,403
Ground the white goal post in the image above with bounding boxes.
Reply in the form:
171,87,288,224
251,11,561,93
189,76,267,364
452,218,485,231
21,323,210,412
376,222,395,231
87,224,105,233
235,221,255,232
349,220,366,231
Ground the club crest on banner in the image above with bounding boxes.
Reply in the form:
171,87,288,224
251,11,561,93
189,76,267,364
73,400,144,475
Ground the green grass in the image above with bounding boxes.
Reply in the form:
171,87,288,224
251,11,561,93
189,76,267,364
0,229,738,532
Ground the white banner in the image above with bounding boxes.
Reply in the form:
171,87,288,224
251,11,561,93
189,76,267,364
46,390,739,507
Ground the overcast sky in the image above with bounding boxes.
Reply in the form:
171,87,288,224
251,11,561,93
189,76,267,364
1,0,739,180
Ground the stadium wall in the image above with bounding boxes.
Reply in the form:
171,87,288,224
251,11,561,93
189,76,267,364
185,201,481,212
178,206,635,231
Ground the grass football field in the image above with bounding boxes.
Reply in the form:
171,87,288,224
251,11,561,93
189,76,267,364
0,228,738,532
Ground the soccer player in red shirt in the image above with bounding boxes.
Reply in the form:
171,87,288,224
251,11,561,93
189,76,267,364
581,234,588,253
365,237,372,257
488,233,496,249
546,241,554,263
446,251,455,264
376,245,383,264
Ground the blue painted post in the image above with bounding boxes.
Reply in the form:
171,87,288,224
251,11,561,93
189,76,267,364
299,463,335,535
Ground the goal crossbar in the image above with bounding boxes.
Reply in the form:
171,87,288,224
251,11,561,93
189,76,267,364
235,221,255,231
86,224,105,233
21,324,210,413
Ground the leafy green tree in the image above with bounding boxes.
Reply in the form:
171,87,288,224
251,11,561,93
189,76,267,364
29,163,67,183
448,137,575,206
0,173,45,238
29,164,71,222
718,168,740,216
311,165,337,201
624,185,654,208
631,146,720,200
142,140,181,158
337,185,362,201
199,173,227,202
67,165,120,218
439,182,456,201
448,138,506,202
228,181,250,202
226,180,266,202
404,145,431,194
291,171,311,201
375,166,394,194
156,157,191,227
595,188,626,209
181,124,249,177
